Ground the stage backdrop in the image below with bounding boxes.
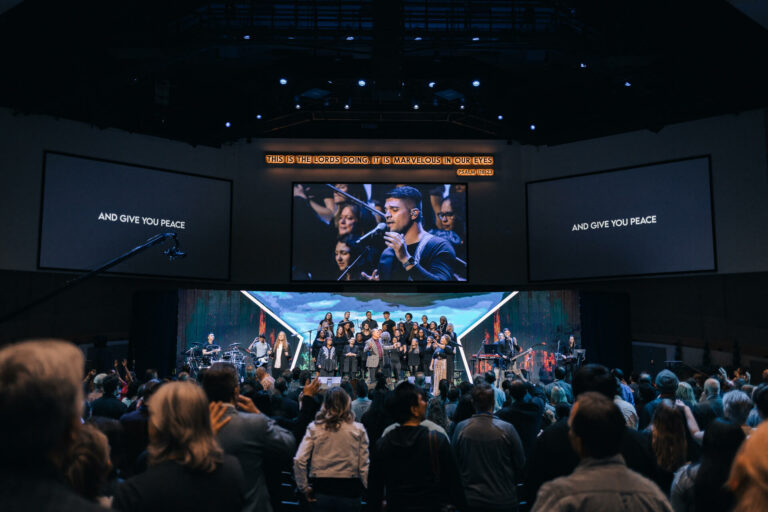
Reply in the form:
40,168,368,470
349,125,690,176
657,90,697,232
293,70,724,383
177,289,580,382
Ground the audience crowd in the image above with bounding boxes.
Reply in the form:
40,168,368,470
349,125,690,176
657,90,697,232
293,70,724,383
2,337,768,512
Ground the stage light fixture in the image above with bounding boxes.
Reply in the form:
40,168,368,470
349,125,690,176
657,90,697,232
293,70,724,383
413,104,420,110
460,105,465,110
346,35,355,41
624,81,632,87
279,78,287,85
243,35,250,40
579,62,587,68
358,79,366,87
344,104,350,110
414,36,422,41
497,115,503,120
530,124,536,130
472,80,480,87
295,104,301,109
428,81,436,88
224,121,231,128
256,114,262,120
472,36,480,41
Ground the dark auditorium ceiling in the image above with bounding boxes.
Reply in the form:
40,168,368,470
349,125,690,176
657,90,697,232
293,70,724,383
1,1,768,147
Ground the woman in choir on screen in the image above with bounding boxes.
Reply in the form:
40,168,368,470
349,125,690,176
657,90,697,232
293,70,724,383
342,337,360,379
270,331,291,379
407,339,421,377
318,337,338,377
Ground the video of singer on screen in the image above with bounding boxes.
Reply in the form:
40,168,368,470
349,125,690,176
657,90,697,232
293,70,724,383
292,183,467,281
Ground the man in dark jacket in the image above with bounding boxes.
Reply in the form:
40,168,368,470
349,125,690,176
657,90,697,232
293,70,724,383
453,382,526,512
693,378,724,431
368,382,467,512
497,380,543,461
90,373,127,420
638,369,679,430
525,365,656,503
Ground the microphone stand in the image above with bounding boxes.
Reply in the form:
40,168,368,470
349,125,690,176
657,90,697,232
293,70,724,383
326,184,385,220
1,232,183,324
337,246,371,281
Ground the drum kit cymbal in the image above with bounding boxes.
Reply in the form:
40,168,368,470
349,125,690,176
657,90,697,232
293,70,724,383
184,341,255,380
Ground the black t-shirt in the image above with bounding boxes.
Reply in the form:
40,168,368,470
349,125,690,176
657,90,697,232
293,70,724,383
362,319,378,330
381,319,396,336
377,235,456,281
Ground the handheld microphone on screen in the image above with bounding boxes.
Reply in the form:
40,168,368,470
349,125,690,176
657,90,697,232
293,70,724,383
354,222,387,245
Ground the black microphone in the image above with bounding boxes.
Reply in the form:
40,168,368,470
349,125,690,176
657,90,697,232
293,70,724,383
354,223,386,244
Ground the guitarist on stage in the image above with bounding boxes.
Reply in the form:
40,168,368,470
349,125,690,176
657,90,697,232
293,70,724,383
248,334,270,367
500,328,525,379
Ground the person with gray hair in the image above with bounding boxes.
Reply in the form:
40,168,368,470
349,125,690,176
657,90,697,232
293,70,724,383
694,378,725,431
0,339,104,511
364,329,384,384
723,390,754,436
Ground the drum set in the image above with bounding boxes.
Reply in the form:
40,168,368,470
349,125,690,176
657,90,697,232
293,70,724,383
183,342,261,381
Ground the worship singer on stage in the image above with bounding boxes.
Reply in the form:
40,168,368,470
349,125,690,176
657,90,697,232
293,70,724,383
362,186,457,281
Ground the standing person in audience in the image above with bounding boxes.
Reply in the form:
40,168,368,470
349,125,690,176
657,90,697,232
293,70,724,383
746,383,767,427
368,382,467,512
728,421,768,512
0,339,106,512
612,368,636,406
201,364,296,512
670,419,745,512
646,400,690,494
294,387,369,511
318,337,338,377
497,379,543,461
64,422,113,507
270,331,291,379
351,379,372,420
526,364,657,501
364,329,384,384
452,382,526,512
694,378,724,431
113,381,246,512
676,382,697,409
723,389,755,437
342,337,360,379
256,366,275,392
545,366,574,403
531,392,673,512
639,369,680,430
91,373,128,419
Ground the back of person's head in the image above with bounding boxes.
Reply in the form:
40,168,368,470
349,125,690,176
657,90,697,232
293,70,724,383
143,368,158,383
355,379,369,400
728,422,768,512
572,364,616,399
282,369,293,382
471,382,495,413
147,381,223,472
652,399,687,472
255,366,267,380
299,369,310,385
447,387,459,402
704,377,721,398
457,380,473,396
639,372,652,385
569,392,625,459
509,380,528,402
93,373,107,392
102,374,120,398
292,368,301,381
611,368,625,381
438,379,450,399
484,371,496,385
723,390,753,426
452,394,475,424
275,377,288,394
676,382,695,403
0,339,84,470
554,366,566,380
315,387,353,430
550,385,568,405
693,419,745,512
555,402,571,421
387,381,424,424
64,423,111,501
426,397,448,430
201,363,238,403
655,369,680,396
753,384,768,419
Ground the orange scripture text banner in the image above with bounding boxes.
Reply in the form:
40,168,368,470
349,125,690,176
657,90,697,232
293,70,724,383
265,153,494,167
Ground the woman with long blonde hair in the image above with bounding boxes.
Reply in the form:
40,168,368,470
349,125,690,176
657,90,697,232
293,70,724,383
271,331,291,378
294,387,369,511
113,381,245,511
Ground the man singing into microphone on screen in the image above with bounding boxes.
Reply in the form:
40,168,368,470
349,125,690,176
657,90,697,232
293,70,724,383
362,186,457,281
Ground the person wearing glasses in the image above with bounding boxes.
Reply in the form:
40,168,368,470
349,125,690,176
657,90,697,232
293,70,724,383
428,195,466,262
